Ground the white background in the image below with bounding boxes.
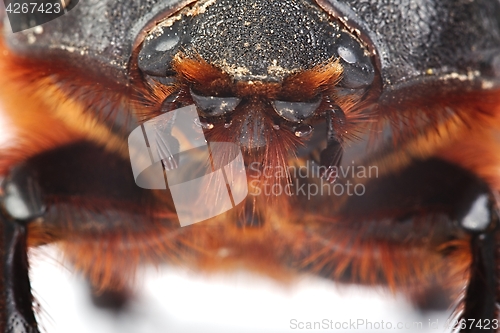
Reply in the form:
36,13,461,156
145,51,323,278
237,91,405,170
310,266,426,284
30,245,451,333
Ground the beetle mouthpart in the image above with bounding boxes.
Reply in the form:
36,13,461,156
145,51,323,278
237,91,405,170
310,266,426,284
190,88,241,117
320,106,346,183
239,113,267,149
193,118,215,130
160,90,183,112
294,124,314,138
224,117,233,128
320,142,343,183
271,96,322,123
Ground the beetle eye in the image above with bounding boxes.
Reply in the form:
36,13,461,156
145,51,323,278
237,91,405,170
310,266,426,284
271,97,322,123
334,32,375,89
138,20,187,77
190,88,241,117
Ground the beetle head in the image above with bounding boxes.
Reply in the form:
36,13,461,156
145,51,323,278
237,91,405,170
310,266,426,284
135,0,375,151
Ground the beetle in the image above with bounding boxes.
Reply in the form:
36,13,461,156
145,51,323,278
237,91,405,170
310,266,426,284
1,0,500,332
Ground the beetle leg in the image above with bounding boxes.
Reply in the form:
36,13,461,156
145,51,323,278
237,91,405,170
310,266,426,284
282,158,500,320
0,213,39,333
0,166,45,333
457,190,499,333
320,106,345,183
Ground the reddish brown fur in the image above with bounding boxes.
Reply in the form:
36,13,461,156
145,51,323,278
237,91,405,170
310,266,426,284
280,59,343,101
367,88,500,177
173,54,234,96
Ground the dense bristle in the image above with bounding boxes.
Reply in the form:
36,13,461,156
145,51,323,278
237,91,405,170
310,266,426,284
363,88,500,178
0,39,133,175
173,53,233,95
281,58,343,101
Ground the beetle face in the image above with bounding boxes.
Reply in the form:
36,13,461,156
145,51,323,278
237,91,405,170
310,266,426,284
133,0,377,181
2,1,500,332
